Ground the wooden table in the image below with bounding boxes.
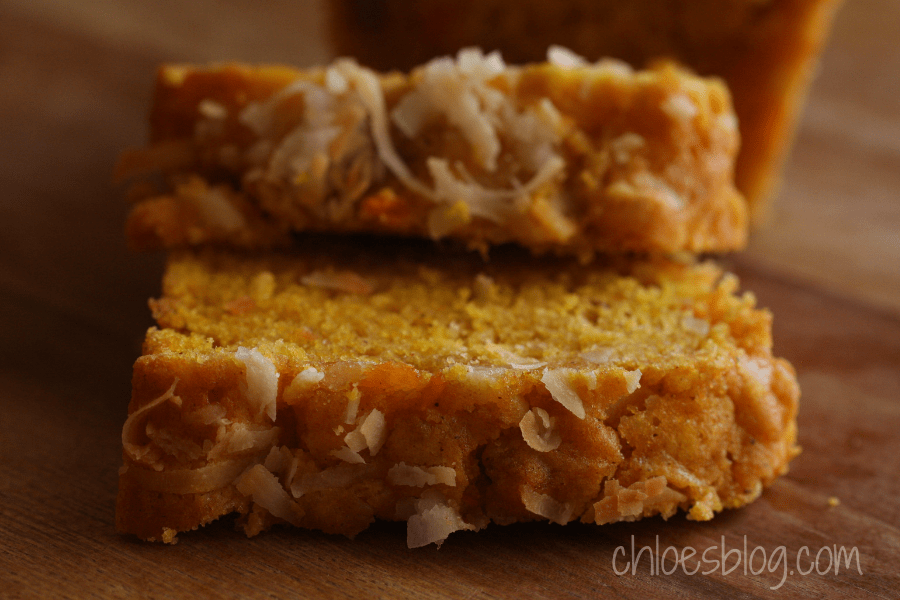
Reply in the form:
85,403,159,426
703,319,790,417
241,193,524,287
1,1,897,597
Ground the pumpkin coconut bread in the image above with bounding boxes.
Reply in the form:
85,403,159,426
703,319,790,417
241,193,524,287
328,0,844,222
116,239,799,547
117,48,746,257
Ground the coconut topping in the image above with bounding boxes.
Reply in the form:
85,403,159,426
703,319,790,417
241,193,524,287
235,464,303,526
519,407,562,452
623,369,642,394
541,368,586,419
406,490,474,548
358,409,387,456
388,463,457,487
521,485,573,525
547,45,588,69
235,347,279,421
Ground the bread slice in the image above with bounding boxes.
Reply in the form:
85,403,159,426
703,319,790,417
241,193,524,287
327,0,844,222
118,49,746,256
116,237,798,546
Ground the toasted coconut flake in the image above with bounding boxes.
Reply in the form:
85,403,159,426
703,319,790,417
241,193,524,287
521,486,573,525
388,463,458,487
581,348,614,364
340,54,566,227
359,409,387,455
394,48,506,171
183,402,227,426
623,369,642,394
547,45,588,69
122,379,181,464
344,429,368,453
331,446,365,464
126,456,256,494
296,367,325,384
485,343,547,370
284,367,324,402
336,59,433,198
464,365,507,384
519,407,562,452
302,269,374,294
263,445,294,476
429,466,457,486
592,476,687,525
406,491,474,548
541,368,585,419
236,464,303,526
388,463,433,487
235,347,279,421
206,424,280,461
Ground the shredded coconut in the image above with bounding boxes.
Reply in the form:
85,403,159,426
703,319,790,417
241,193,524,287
344,429,367,453
337,54,567,229
331,446,365,464
547,45,588,69
541,368,585,419
235,347,279,421
406,491,474,548
121,379,181,464
519,407,562,452
623,369,642,394
521,485,573,525
359,409,387,455
485,343,547,370
388,463,457,487
581,348,614,364
235,464,303,526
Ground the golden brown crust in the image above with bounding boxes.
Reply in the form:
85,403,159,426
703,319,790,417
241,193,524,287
116,242,798,545
327,0,843,223
119,54,746,255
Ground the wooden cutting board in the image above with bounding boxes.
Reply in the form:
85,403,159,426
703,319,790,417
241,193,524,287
1,1,897,598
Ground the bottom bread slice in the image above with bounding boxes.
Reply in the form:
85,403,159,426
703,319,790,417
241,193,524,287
116,239,799,546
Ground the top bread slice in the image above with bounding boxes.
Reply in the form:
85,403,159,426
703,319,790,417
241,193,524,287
328,0,844,223
118,49,746,256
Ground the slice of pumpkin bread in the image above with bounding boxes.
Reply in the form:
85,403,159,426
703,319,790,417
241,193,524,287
116,237,798,546
118,48,745,256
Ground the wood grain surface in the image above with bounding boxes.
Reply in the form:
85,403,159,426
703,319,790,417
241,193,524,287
1,1,897,598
